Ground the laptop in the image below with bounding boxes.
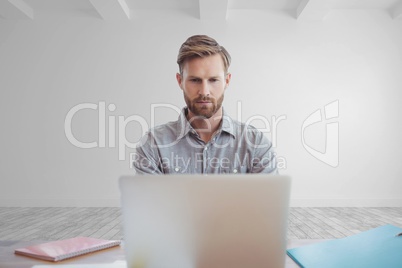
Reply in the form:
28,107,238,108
119,174,291,268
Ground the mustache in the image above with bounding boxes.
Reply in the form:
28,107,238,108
195,96,214,102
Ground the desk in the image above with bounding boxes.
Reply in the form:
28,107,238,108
0,240,324,267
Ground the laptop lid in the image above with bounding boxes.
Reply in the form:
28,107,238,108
119,174,291,268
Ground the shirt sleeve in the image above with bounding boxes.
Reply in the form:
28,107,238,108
133,133,163,175
247,129,278,174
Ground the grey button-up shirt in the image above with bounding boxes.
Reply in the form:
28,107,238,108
133,108,277,174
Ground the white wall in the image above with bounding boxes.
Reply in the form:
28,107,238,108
1,10,401,207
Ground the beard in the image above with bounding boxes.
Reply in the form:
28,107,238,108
184,94,224,119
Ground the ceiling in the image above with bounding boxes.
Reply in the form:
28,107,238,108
1,0,401,20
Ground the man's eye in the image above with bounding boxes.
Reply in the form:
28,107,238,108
190,79,200,83
210,79,218,82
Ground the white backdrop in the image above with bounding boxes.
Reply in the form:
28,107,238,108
1,10,401,206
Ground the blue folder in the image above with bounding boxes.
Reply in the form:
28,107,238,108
287,224,402,268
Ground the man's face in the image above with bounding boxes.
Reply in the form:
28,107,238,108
177,54,231,119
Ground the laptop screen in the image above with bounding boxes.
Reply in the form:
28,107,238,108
119,174,291,268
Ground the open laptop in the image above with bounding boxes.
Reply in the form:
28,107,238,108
119,174,291,268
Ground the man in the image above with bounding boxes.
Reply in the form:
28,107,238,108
134,35,277,174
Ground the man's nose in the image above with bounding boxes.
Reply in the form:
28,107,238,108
198,81,210,96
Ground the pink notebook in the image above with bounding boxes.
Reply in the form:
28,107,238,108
14,237,121,262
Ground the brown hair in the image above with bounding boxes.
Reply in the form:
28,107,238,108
177,35,231,75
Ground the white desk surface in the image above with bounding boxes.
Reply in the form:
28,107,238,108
0,239,326,268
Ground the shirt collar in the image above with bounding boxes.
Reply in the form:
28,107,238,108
176,107,236,140
176,108,193,140
221,110,236,138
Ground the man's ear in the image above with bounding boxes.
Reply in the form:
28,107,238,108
176,73,183,90
225,73,232,89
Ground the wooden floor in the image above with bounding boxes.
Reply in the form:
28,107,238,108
0,207,401,241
